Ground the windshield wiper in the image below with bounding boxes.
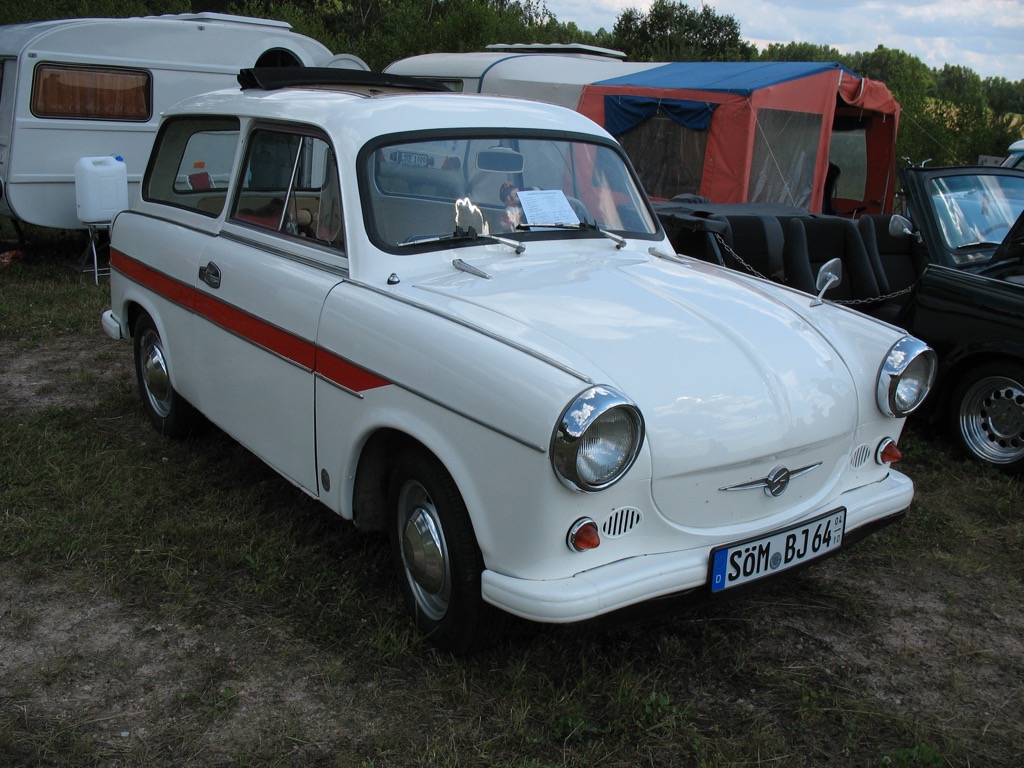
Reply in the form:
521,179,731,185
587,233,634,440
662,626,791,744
956,241,1001,250
398,227,524,254
517,221,626,249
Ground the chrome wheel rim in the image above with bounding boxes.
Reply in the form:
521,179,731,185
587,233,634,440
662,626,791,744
139,329,173,418
959,375,1024,465
397,480,450,621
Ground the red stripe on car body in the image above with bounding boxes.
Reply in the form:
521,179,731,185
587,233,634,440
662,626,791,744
111,248,391,394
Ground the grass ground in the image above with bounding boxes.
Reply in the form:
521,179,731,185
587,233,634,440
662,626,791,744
1,239,1021,767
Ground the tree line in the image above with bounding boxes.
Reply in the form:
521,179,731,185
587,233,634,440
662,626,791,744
3,0,1021,167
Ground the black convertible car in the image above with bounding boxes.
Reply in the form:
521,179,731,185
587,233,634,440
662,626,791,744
893,165,1024,472
655,164,1024,473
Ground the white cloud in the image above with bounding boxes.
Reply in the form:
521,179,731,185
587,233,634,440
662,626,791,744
541,0,1024,80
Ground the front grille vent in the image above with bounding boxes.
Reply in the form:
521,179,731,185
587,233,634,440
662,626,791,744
851,444,871,469
602,507,642,538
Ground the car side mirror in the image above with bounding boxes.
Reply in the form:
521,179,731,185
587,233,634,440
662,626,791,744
888,214,923,243
811,258,842,306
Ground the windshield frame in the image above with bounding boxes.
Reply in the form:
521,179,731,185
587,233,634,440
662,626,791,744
357,127,662,255
904,167,1024,268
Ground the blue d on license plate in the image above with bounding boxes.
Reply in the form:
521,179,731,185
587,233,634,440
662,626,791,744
709,508,846,593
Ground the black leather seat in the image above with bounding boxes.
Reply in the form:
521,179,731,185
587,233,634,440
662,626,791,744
782,216,881,302
719,214,785,280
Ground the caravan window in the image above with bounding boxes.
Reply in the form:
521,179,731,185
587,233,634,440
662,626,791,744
31,64,151,121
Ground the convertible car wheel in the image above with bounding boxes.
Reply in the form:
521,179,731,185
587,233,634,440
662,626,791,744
389,449,503,654
133,312,199,438
952,362,1024,473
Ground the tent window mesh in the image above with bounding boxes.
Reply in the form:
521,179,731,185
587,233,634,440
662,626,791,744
828,129,868,201
616,110,708,200
748,109,821,208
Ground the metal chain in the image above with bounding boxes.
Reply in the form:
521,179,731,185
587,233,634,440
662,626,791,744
713,234,770,280
712,233,919,306
831,283,918,306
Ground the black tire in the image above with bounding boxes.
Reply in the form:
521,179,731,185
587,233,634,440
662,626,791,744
133,312,199,438
950,361,1024,473
388,448,504,654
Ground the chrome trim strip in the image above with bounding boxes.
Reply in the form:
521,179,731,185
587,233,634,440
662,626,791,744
218,230,350,277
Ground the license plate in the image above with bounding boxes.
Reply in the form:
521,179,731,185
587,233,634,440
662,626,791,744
395,151,430,167
709,508,846,593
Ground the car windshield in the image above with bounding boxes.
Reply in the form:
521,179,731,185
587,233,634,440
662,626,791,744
926,173,1024,264
363,134,658,251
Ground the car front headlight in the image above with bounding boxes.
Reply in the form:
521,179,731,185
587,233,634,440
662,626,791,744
551,386,644,492
877,336,937,417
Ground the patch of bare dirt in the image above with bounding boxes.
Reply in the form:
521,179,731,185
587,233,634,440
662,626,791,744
0,563,384,765
0,331,131,414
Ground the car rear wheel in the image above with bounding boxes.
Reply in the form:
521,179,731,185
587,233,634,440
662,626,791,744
388,448,503,654
133,312,199,438
952,361,1024,473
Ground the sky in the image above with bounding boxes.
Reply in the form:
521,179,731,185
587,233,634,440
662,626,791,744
542,0,1024,81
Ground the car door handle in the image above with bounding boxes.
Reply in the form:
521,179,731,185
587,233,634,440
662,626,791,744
199,261,221,289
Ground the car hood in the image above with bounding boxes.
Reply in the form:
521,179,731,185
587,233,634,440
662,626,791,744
405,248,863,491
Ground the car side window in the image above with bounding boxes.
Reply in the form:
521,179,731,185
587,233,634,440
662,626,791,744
232,127,344,251
143,117,240,216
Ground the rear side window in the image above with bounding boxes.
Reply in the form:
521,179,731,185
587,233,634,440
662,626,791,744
232,127,344,251
143,117,240,216
31,64,151,121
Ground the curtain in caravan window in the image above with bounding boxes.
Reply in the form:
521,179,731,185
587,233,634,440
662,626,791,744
31,65,151,121
748,109,821,208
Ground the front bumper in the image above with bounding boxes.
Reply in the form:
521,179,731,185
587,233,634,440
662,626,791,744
482,469,914,622
101,309,125,341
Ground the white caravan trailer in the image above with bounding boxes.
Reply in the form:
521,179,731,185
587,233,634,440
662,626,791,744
0,13,367,230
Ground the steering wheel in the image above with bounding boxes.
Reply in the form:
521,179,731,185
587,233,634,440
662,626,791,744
979,223,1009,240
566,196,591,224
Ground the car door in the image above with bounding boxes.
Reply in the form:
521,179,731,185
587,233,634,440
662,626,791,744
192,124,347,493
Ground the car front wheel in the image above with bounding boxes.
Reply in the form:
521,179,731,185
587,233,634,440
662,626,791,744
952,361,1024,473
133,312,199,438
388,448,503,654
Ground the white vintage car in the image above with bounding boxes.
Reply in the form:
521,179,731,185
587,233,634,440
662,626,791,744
102,69,936,653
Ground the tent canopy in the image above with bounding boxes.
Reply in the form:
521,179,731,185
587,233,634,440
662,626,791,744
386,52,900,214
577,61,900,213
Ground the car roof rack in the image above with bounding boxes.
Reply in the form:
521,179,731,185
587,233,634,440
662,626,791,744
237,67,451,93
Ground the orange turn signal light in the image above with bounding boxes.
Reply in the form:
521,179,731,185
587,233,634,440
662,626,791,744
567,518,600,552
877,438,902,465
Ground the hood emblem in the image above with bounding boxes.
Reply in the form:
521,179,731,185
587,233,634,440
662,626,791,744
719,463,821,497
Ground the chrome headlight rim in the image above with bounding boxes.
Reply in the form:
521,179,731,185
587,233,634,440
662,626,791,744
551,385,645,493
877,336,937,417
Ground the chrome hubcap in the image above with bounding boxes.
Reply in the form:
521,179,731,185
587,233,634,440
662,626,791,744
398,482,450,620
959,375,1024,464
140,330,172,418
